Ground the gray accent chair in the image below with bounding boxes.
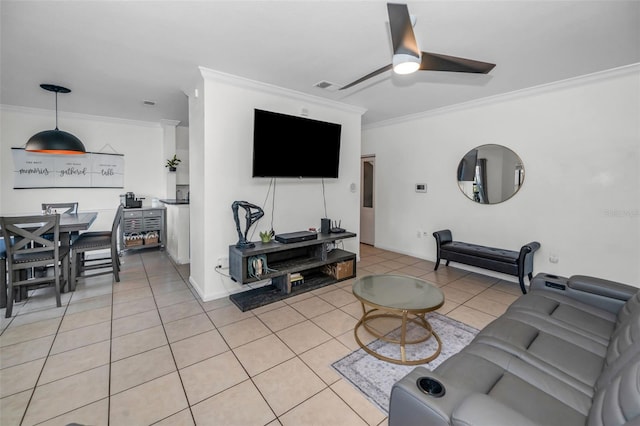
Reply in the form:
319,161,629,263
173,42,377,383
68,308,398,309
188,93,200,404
388,273,640,426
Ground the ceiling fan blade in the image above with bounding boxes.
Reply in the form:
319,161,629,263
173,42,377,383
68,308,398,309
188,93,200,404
340,64,393,90
387,3,419,57
420,51,496,74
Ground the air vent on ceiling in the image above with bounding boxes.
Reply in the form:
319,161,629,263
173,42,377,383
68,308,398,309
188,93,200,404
313,81,340,92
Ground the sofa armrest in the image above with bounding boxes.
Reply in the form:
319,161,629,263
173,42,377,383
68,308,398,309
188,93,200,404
433,229,453,246
530,273,635,314
452,394,539,426
568,275,636,301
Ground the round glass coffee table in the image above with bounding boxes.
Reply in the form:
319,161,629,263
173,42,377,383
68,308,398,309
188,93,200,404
352,274,445,365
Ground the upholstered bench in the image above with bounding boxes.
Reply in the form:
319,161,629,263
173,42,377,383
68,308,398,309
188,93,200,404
433,229,540,294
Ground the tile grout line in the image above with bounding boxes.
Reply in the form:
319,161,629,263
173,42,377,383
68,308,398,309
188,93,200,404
201,301,282,422
142,252,198,426
2,246,518,425
106,253,122,426
18,289,72,426
245,298,366,424
37,259,121,423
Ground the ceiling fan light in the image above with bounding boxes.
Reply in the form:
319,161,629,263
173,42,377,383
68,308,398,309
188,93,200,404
392,53,420,75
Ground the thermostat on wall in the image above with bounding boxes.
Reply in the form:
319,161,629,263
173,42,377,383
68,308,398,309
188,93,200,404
415,183,427,193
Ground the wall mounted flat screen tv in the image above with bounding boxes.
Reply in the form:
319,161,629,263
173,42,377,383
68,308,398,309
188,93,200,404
252,108,342,178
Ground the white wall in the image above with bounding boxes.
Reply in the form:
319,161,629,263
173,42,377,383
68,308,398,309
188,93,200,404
176,126,189,186
188,77,206,297
161,120,180,201
189,68,365,301
362,65,640,287
1,106,166,231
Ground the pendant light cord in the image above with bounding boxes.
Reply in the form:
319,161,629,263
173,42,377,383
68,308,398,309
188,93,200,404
54,91,59,130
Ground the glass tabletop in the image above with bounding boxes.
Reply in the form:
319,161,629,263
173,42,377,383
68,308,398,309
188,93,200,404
352,274,444,311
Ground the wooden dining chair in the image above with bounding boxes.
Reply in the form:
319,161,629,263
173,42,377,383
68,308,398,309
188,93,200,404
0,214,70,317
41,202,78,214
70,205,123,289
0,238,7,309
40,202,81,244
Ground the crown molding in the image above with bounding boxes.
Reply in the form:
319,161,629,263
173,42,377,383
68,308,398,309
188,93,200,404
363,63,640,130
199,67,368,116
0,104,174,128
160,119,181,127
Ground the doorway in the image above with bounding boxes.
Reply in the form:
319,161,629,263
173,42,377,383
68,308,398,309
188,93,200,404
360,156,375,245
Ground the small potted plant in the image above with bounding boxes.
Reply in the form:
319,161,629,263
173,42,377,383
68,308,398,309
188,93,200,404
165,154,181,172
259,230,274,243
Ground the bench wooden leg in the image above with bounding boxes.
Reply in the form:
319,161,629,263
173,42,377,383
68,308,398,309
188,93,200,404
434,257,451,270
518,274,527,295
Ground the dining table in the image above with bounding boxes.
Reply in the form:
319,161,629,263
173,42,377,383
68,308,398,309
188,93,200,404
0,211,99,308
56,211,99,246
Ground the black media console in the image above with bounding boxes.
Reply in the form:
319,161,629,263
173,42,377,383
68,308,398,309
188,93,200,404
228,231,357,311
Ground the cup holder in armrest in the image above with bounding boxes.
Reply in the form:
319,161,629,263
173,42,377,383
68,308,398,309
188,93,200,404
417,377,446,398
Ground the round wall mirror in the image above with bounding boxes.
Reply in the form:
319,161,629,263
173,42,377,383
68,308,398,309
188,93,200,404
457,144,525,204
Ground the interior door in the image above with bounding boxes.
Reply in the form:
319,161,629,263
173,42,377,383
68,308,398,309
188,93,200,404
360,156,375,245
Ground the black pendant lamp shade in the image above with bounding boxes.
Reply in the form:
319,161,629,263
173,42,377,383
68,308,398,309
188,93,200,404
26,84,86,155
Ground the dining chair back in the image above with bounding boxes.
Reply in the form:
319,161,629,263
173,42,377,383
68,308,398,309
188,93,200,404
70,205,123,289
0,214,69,317
40,202,81,243
0,238,7,309
41,202,78,215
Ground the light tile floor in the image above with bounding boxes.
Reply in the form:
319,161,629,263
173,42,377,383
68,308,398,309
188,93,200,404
0,244,523,425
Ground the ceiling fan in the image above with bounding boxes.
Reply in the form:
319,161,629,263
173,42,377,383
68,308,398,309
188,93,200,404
340,3,496,91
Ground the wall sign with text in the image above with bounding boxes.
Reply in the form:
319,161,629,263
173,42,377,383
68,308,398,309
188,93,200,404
11,148,124,189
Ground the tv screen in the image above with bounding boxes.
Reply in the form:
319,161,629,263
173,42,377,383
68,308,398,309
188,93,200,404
252,109,342,178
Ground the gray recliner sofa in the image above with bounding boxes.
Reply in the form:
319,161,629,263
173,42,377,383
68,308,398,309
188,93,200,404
388,273,640,426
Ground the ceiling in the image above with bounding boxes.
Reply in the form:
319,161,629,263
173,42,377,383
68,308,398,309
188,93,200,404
1,1,639,127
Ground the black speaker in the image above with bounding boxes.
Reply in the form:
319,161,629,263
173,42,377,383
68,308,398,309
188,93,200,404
321,218,331,234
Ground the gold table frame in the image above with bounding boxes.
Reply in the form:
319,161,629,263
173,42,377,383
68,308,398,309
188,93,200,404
352,275,444,365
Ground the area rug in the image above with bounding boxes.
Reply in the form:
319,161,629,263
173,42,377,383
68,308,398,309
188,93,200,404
332,312,478,414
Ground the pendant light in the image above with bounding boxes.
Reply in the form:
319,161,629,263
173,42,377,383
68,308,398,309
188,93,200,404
26,84,86,155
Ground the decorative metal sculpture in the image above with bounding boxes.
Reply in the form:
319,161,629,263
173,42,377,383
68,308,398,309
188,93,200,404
232,201,264,249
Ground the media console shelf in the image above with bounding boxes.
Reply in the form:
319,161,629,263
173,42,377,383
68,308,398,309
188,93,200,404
229,231,357,311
